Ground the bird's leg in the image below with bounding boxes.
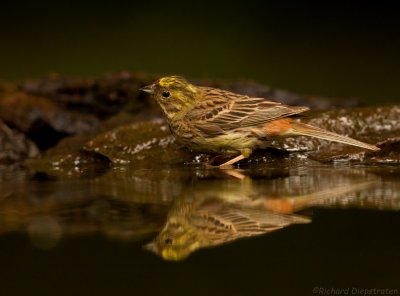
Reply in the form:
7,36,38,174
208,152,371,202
218,155,245,167
221,169,246,180
218,149,252,168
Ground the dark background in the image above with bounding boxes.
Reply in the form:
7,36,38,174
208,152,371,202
1,0,399,102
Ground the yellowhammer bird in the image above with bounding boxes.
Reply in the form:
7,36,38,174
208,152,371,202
145,197,310,261
144,176,310,261
144,172,376,261
141,76,379,167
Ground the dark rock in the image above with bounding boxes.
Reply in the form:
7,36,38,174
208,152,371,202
20,72,159,118
0,121,39,163
0,92,100,149
272,105,400,164
83,119,198,167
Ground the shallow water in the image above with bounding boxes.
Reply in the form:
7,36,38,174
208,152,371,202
0,164,399,295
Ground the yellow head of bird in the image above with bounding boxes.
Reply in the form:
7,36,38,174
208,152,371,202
143,217,201,261
140,76,198,119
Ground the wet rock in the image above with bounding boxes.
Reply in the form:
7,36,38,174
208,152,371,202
20,72,159,118
83,119,199,167
366,137,400,164
269,105,399,151
0,121,39,163
27,152,110,179
0,92,99,150
281,105,400,164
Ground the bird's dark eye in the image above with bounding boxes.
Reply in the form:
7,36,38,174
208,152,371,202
162,91,170,98
165,238,173,245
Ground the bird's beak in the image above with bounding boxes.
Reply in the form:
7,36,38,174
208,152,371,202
143,241,158,254
140,84,155,94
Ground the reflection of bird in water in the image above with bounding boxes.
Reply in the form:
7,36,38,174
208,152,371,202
144,175,310,261
145,171,377,261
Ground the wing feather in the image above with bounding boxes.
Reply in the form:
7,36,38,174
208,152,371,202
185,87,309,131
198,204,310,244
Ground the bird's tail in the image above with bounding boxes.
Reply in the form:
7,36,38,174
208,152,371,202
288,121,380,151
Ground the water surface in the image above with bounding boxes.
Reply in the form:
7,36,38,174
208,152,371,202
0,164,399,295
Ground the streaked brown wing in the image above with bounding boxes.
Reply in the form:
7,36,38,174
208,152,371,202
193,123,225,136
214,205,310,233
197,204,310,245
186,87,309,131
238,104,310,127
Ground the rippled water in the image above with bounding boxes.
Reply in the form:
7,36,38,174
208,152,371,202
0,164,399,295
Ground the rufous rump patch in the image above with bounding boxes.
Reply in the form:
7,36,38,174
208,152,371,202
262,118,293,136
264,199,295,214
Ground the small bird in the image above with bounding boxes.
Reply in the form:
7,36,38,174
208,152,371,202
144,169,381,261
144,172,377,261
141,76,379,167
144,177,311,261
